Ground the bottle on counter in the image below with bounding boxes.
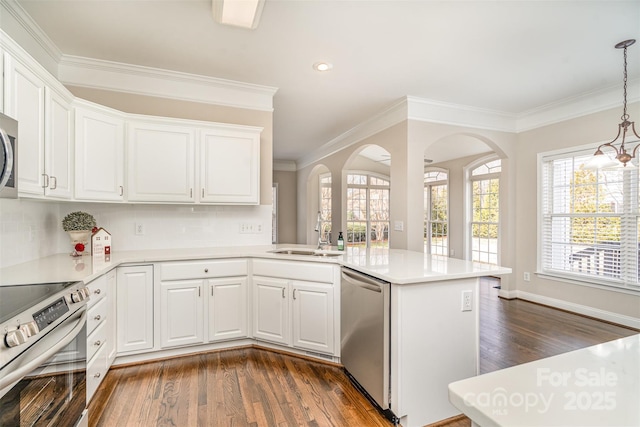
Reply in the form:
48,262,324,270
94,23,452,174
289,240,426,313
337,232,344,250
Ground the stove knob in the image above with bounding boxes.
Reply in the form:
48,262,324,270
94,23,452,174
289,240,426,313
71,291,82,303
6,328,28,348
19,321,39,337
81,287,91,299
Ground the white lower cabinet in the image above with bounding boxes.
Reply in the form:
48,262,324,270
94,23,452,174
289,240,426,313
158,259,249,350
160,280,204,348
116,265,154,354
208,277,248,342
85,269,116,403
252,277,335,354
291,281,334,354
251,259,338,356
252,277,290,345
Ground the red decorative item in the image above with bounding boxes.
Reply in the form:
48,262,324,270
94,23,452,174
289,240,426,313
75,243,85,252
92,227,98,233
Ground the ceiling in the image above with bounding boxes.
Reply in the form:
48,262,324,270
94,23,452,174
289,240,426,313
16,0,640,163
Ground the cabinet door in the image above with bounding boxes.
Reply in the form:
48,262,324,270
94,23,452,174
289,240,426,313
208,277,247,342
4,53,45,196
292,281,334,354
75,103,124,201
252,276,289,345
44,87,73,199
116,265,153,353
127,121,195,202
105,269,117,368
160,280,204,348
199,128,260,204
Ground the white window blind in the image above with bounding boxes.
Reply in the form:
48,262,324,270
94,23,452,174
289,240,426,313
540,150,639,290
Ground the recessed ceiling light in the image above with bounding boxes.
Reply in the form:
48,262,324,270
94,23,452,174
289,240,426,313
313,62,333,72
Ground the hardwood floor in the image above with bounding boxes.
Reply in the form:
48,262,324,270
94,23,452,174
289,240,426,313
477,277,637,374
89,347,392,427
90,278,638,427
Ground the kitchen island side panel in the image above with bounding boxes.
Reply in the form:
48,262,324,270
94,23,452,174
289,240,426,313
391,277,480,427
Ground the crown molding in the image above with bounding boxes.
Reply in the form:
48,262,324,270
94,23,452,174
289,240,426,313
406,96,517,132
516,79,639,132
273,160,297,172
0,0,62,64
58,55,277,112
297,84,639,170
296,98,409,170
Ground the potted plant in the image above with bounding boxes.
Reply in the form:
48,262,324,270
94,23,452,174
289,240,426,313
62,211,96,255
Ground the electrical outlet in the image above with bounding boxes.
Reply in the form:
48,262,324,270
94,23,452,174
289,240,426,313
135,223,145,235
461,290,473,312
524,272,531,282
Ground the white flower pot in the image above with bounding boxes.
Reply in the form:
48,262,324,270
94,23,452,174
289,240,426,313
68,230,91,255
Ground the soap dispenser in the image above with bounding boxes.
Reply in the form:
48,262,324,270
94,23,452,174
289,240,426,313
337,232,344,250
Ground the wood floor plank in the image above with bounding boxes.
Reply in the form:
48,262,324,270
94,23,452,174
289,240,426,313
90,278,637,427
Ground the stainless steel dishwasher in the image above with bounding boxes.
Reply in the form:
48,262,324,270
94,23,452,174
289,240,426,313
341,267,397,424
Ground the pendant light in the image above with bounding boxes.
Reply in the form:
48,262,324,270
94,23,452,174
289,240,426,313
586,39,640,169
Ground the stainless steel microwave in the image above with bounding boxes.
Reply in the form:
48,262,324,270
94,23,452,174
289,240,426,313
0,112,18,198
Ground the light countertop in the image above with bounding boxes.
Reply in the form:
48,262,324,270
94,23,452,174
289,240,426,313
448,334,640,427
0,244,511,286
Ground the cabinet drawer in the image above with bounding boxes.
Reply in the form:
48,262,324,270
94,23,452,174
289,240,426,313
161,259,247,280
87,297,107,335
86,342,109,403
252,259,335,284
86,276,107,307
87,320,107,362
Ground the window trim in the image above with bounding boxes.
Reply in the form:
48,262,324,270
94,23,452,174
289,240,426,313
464,154,501,264
537,144,640,293
346,170,390,248
424,167,449,255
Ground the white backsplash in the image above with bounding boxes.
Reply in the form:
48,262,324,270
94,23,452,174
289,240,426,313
0,200,273,268
0,199,62,268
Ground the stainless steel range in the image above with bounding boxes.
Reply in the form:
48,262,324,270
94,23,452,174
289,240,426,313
0,281,90,427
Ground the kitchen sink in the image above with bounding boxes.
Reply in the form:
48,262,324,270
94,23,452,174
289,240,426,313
270,248,343,257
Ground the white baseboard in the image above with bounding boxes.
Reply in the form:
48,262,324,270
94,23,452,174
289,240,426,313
515,290,640,330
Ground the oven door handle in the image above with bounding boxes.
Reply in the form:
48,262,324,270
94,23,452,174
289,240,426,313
0,308,87,391
0,127,14,190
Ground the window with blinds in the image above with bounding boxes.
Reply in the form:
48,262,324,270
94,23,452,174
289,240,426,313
540,149,639,291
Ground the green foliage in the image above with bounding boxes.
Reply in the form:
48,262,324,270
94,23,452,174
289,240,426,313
570,169,621,243
62,211,96,231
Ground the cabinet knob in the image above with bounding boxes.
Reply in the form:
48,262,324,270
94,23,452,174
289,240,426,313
50,176,57,190
94,315,101,321
94,373,101,378
94,289,101,295
94,340,101,346
204,268,209,273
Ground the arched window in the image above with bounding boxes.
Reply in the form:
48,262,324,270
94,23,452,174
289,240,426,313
424,169,448,255
469,158,501,264
318,173,332,244
346,172,390,248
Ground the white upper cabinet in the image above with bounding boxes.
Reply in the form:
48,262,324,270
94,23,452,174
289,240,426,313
127,119,195,202
4,53,46,196
74,100,125,201
199,126,260,204
127,118,261,205
4,53,74,199
44,87,73,199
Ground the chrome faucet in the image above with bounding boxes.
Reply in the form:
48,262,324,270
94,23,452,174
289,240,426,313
314,211,330,249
